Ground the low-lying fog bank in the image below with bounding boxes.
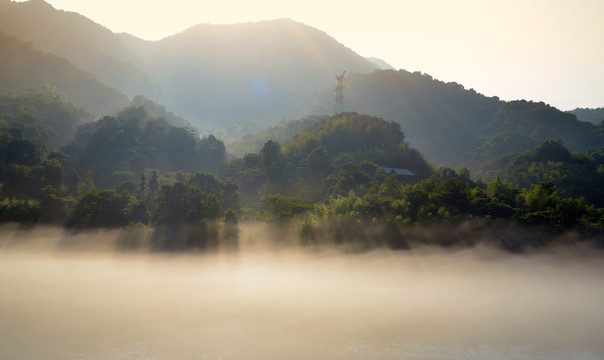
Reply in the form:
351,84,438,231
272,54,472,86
1,225,604,360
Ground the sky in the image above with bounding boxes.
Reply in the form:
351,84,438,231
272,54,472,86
16,0,604,110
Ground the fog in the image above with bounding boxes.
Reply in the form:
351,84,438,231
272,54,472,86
1,225,604,360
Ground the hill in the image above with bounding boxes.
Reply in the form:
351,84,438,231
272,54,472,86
133,19,379,131
219,113,432,205
225,115,324,157
121,95,193,129
300,69,604,170
569,107,604,125
62,109,225,189
0,31,129,116
0,1,379,132
0,0,156,99
0,90,92,148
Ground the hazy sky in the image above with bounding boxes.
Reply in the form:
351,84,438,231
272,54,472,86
17,0,604,109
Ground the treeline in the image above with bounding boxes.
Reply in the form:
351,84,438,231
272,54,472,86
0,90,92,148
569,107,604,125
0,93,235,250
0,126,238,250
479,140,604,207
62,108,224,188
1,98,603,252
304,167,603,252
300,70,604,171
217,113,603,250
218,113,432,210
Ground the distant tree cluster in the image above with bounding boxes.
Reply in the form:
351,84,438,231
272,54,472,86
0,90,92,148
218,113,433,218
62,106,225,188
302,70,604,172
1,92,602,252
306,166,603,251
0,92,236,250
479,140,604,207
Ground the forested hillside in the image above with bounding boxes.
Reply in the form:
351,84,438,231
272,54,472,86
0,90,92,148
62,105,225,189
569,107,604,125
1,1,603,251
0,1,380,131
301,70,604,170
126,95,192,128
220,113,432,206
225,116,324,157
0,0,155,98
1,107,602,250
0,31,128,116
131,19,379,130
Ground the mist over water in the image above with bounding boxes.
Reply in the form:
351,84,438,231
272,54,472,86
1,225,604,360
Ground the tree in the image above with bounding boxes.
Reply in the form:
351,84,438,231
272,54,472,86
67,190,131,228
223,208,239,248
260,140,282,168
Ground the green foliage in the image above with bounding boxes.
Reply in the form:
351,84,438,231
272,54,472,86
0,198,41,223
66,190,132,228
283,113,405,162
471,133,537,167
127,95,192,128
325,160,385,196
226,116,324,157
0,129,80,200
153,182,221,225
0,91,92,148
220,113,432,211
479,141,604,206
64,111,226,188
302,71,603,172
305,165,603,250
260,194,312,221
519,183,590,228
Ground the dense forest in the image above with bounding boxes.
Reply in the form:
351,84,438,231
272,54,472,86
1,89,602,251
299,70,604,171
0,1,603,252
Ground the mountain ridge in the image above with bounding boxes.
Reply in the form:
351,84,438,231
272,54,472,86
0,1,380,131
0,30,129,116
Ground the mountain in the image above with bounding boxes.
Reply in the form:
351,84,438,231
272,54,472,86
134,19,379,131
0,1,379,132
0,30,129,116
0,0,156,99
5,0,600,165
569,108,604,125
300,69,604,170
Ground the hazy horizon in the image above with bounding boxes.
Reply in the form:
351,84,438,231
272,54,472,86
11,0,604,111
